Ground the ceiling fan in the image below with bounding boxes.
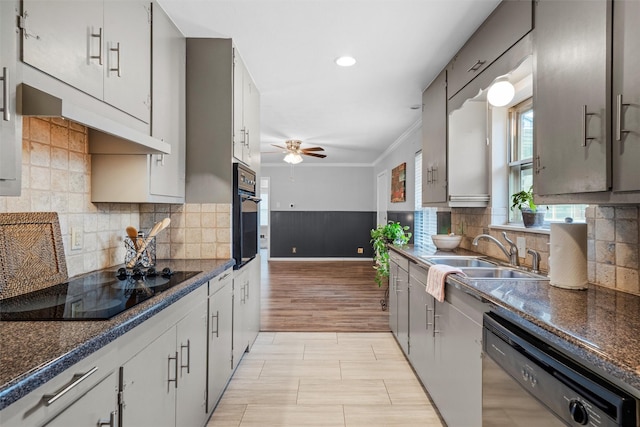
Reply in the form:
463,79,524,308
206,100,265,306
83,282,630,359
270,140,327,164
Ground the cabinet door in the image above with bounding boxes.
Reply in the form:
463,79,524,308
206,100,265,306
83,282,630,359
208,280,233,412
422,70,447,205
43,371,118,427
435,302,483,427
103,0,151,123
0,0,20,196
21,0,103,99
245,256,261,350
388,260,399,338
149,1,186,200
120,326,176,427
612,0,640,192
233,50,246,162
396,264,409,356
534,0,610,195
176,299,208,427
232,267,249,369
245,68,260,169
408,265,430,384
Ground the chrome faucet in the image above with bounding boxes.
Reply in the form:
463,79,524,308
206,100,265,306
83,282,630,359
527,249,541,274
472,231,519,267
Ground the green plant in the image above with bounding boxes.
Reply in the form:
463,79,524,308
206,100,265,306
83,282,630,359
370,221,411,287
511,186,537,212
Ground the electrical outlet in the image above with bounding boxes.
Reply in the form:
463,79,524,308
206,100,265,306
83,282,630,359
357,247,364,254
71,227,83,250
292,247,297,254
516,237,526,258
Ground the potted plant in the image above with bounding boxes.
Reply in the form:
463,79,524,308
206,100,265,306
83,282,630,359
370,221,411,287
511,187,545,228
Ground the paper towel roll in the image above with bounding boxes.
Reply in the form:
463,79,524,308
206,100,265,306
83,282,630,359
549,223,588,289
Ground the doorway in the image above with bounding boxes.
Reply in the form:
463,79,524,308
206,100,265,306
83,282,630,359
376,171,388,226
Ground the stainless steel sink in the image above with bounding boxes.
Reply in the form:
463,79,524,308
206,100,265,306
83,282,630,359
421,256,496,268
459,267,549,281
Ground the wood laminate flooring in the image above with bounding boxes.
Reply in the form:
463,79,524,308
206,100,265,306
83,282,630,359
207,332,443,427
260,259,390,332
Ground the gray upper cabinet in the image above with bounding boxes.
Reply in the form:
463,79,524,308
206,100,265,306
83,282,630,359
91,1,185,203
21,0,151,124
534,0,611,196
0,0,21,196
185,38,260,204
612,0,640,193
421,70,447,205
447,0,532,100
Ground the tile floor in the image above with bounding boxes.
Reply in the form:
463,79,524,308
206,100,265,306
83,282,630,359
207,332,443,427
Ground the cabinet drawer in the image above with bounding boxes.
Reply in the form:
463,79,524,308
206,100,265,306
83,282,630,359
447,0,532,99
389,250,409,272
209,268,233,296
409,263,428,287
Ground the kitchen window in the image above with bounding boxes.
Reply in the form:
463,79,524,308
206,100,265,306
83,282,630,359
507,99,586,224
415,151,437,250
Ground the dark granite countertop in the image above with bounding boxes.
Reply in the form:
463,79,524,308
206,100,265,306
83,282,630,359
0,259,234,410
391,245,640,396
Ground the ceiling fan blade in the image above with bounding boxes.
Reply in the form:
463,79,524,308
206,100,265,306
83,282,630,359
303,152,327,158
301,147,325,152
271,144,287,149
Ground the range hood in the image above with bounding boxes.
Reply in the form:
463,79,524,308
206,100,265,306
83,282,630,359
19,84,171,155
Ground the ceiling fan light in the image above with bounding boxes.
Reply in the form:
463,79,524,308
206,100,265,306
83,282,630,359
284,152,303,164
487,78,515,107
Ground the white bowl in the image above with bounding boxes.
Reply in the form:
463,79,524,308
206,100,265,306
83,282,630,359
431,234,462,251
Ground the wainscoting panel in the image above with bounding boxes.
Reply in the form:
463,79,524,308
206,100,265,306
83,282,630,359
270,211,376,258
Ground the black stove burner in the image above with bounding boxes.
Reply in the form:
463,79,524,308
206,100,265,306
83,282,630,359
0,269,200,321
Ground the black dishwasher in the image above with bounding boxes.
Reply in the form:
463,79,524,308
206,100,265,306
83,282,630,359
482,312,637,427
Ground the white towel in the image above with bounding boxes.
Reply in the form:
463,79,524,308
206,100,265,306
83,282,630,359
426,265,465,303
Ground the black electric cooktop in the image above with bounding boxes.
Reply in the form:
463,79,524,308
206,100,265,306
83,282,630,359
0,268,200,321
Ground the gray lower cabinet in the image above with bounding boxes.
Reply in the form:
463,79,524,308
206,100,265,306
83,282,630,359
408,263,434,384
120,290,208,427
0,0,21,196
401,255,487,427
232,256,261,370
612,0,640,193
389,250,409,355
534,0,610,196
207,270,234,412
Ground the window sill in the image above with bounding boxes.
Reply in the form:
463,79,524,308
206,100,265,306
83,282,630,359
489,223,550,235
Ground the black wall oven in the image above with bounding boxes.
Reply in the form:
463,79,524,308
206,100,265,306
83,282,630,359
233,163,260,269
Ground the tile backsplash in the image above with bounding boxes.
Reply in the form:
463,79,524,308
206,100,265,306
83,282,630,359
0,117,231,279
452,206,640,296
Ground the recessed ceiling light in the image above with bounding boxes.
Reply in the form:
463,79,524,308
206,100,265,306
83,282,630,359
335,56,356,67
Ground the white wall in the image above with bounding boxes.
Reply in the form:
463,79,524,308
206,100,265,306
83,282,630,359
261,164,374,211
373,122,422,211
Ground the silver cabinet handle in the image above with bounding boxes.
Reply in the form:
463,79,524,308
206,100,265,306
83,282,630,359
582,105,596,147
426,167,432,184
0,67,8,121
109,42,121,77
167,352,178,391
42,367,98,406
98,411,117,427
433,314,441,336
180,340,190,374
431,166,438,183
218,272,231,282
616,94,630,141
211,310,220,338
90,27,103,65
534,155,545,175
426,305,432,330
467,59,486,73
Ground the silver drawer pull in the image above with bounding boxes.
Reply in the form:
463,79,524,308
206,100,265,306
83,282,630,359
1,67,9,121
167,351,178,391
616,94,630,141
180,340,191,374
90,27,103,65
98,411,117,427
211,310,220,338
42,366,98,406
109,42,121,77
582,105,596,147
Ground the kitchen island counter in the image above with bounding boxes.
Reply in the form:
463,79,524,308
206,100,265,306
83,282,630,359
0,259,234,410
391,245,640,396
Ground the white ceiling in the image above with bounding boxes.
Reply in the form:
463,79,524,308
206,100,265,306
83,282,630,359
158,0,502,165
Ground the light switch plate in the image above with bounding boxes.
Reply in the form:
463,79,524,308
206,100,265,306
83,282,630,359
516,237,526,258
